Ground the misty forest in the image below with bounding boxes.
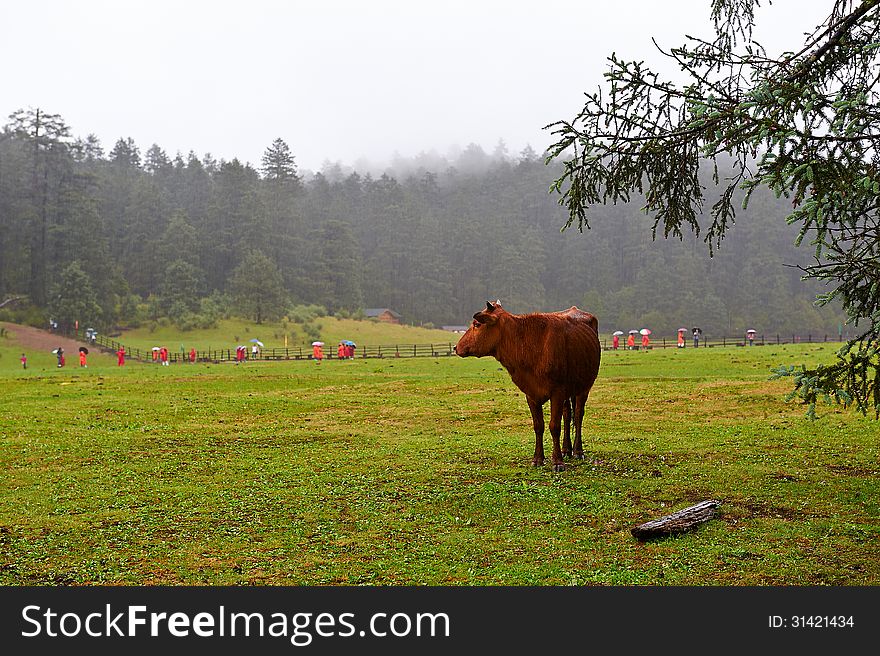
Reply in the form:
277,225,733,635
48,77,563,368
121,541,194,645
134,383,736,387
0,107,846,340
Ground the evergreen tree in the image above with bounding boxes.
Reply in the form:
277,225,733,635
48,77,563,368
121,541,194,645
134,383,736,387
161,259,203,314
261,137,301,190
546,0,880,415
227,249,287,323
5,108,72,305
47,261,102,330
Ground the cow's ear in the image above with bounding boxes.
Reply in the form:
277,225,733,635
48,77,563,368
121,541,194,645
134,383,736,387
473,310,498,325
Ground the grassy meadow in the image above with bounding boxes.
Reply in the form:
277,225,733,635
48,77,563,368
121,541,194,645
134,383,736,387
0,329,878,585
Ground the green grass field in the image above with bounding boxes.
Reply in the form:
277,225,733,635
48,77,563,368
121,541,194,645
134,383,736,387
1,332,878,585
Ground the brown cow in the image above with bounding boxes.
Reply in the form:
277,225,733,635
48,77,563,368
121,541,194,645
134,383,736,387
454,301,601,471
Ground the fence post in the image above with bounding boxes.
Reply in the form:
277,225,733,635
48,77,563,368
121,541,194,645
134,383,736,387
777,334,780,344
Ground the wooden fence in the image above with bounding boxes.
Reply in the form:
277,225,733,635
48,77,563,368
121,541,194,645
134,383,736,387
62,325,842,364
603,333,842,350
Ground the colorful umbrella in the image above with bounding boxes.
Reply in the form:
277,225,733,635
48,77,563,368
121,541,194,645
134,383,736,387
312,341,324,347
250,339,264,347
640,328,652,336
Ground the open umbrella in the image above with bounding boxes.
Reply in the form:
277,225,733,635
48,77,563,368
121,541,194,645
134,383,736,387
640,328,652,336
612,330,624,336
343,340,357,347
78,346,89,354
51,348,60,354
152,346,161,351
250,339,264,347
746,329,757,334
628,330,640,334
312,341,324,347
678,328,688,332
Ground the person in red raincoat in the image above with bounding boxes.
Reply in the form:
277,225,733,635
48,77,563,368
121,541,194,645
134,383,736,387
117,347,125,366
160,347,169,366
627,333,635,350
677,330,685,348
641,333,650,350
79,350,87,367
189,347,196,363
313,343,323,364
612,334,619,350
337,343,345,359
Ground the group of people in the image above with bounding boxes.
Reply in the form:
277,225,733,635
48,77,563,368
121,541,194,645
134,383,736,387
48,346,88,367
611,332,652,350
152,346,170,366
151,346,198,365
609,326,759,350
336,342,356,359
679,328,702,348
234,344,261,363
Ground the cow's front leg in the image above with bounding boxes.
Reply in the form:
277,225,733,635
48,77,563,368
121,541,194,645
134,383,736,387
526,396,545,466
561,397,572,459
548,395,566,471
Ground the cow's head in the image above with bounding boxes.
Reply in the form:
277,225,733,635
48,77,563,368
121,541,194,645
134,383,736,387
454,301,505,357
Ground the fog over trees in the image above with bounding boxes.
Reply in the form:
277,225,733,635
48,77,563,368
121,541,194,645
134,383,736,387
0,108,844,338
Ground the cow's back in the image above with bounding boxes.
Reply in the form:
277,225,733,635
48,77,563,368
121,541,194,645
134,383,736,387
544,310,600,395
498,308,600,401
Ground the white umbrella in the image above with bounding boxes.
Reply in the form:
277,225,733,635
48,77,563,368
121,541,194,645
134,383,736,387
151,347,161,351
250,339,264,347
640,328,652,336
312,341,324,347
612,330,624,336
746,329,757,334
628,330,639,334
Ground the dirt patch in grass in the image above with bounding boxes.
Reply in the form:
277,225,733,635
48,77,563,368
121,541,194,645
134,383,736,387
2,322,92,355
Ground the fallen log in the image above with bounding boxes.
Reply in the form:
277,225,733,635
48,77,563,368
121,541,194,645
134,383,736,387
631,499,721,540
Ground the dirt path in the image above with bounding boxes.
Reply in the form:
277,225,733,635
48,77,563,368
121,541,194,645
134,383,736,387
1,322,93,355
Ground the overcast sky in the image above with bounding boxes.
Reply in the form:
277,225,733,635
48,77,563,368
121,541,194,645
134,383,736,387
2,0,831,172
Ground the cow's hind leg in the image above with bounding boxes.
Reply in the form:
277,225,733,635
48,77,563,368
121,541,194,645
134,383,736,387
548,394,566,472
526,396,545,467
572,393,588,459
561,397,573,458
